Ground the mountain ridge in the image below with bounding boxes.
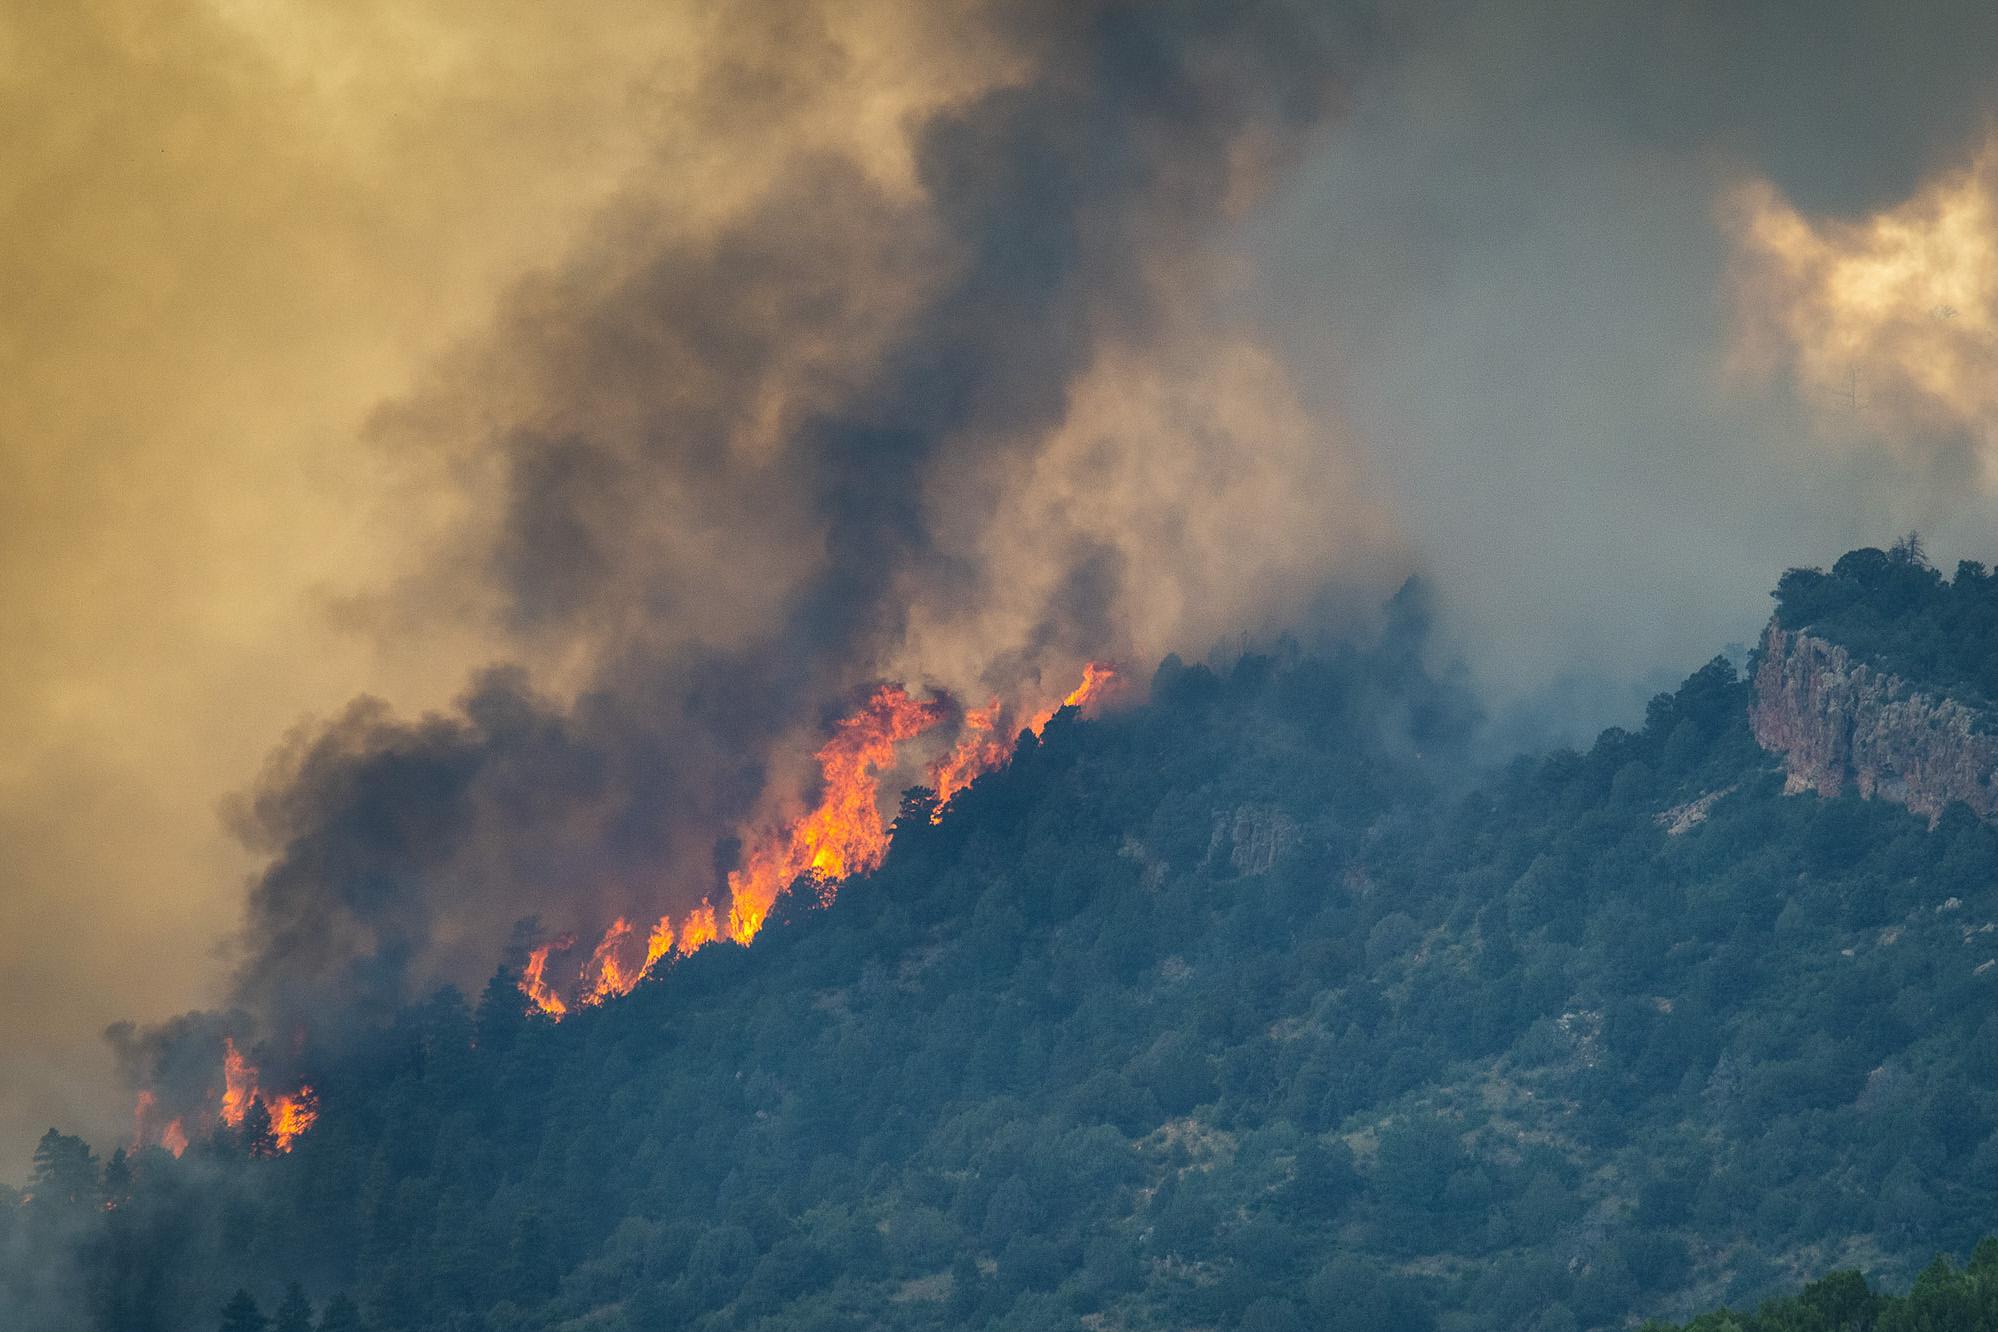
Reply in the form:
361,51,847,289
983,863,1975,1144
10,556,1998,1332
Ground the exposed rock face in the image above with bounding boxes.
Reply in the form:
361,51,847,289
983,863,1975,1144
1655,786,1737,836
1207,805,1298,876
1750,623,1998,823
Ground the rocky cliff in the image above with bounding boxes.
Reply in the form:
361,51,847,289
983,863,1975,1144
1750,622,1998,823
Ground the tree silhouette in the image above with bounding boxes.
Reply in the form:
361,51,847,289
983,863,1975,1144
29,1129,97,1207
272,1282,313,1332
314,1293,364,1332
218,1288,267,1332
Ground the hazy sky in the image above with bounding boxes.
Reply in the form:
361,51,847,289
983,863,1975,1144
1244,1,1998,690
5,0,1998,1166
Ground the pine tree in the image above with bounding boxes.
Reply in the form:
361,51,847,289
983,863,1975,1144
315,1293,365,1332
241,1096,278,1159
473,964,526,1055
949,1251,984,1321
101,1145,133,1206
29,1128,98,1207
272,1282,313,1332
218,1288,268,1332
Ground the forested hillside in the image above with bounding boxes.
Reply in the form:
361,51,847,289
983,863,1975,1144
1774,539,1998,705
10,572,1998,1332
1645,1241,1998,1331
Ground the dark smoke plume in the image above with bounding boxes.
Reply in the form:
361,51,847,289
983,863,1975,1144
108,0,1397,1087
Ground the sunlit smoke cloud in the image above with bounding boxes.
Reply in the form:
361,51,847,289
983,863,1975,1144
1727,131,1998,476
0,0,1008,1163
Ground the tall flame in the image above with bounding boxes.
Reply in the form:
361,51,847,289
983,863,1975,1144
643,915,675,971
137,1037,317,1156
679,899,722,954
1060,661,1119,713
724,683,949,943
131,1090,156,1152
930,698,1008,808
515,665,1116,1015
219,1037,253,1128
580,917,638,1006
927,661,1118,818
267,1088,319,1152
132,1089,192,1158
520,934,575,1017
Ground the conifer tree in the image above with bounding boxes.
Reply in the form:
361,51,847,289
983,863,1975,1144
272,1281,313,1332
218,1288,267,1332
315,1293,364,1332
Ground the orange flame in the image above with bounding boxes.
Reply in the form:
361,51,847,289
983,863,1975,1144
219,1038,253,1128
131,1090,156,1152
724,683,949,943
1060,661,1119,712
140,1038,319,1154
642,915,675,973
580,917,640,1006
678,900,721,954
267,1087,319,1152
930,698,1008,808
511,665,1116,1013
520,934,575,1017
131,1089,192,1157
927,662,1118,818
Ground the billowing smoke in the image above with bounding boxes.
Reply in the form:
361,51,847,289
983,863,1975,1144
75,0,1998,1152
105,0,1403,1086
1241,0,1998,711
1726,133,1998,484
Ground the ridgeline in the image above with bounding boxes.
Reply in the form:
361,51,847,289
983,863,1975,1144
11,555,1998,1332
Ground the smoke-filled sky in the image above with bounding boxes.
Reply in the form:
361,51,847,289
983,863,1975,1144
5,0,1998,1165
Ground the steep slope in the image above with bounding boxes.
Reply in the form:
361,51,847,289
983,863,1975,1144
1751,546,1998,824
10,571,1998,1332
1751,624,1998,822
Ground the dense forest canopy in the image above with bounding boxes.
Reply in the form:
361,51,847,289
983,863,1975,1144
1773,535,1998,705
10,563,1998,1332
1644,1241,1998,1332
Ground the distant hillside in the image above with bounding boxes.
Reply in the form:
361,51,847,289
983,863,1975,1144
10,568,1998,1332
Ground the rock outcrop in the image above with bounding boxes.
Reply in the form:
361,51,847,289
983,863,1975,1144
1655,786,1738,836
1750,623,1998,823
1206,805,1298,876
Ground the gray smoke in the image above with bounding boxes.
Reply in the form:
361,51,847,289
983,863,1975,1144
120,0,1394,1084
1243,0,1998,722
